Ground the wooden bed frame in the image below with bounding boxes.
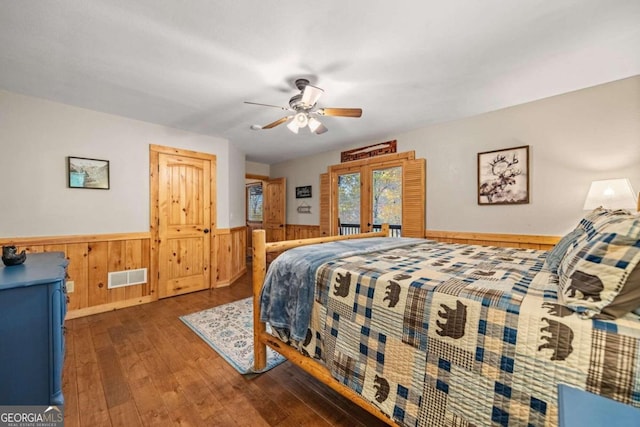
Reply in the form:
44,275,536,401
252,224,395,425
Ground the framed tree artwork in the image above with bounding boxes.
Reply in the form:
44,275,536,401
477,145,529,205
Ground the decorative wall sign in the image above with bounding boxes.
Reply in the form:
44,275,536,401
341,140,397,162
296,202,312,214
477,145,529,205
295,185,312,198
68,156,110,189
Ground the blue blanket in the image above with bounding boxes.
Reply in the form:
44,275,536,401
259,237,423,341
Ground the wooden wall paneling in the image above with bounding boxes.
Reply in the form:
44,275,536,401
215,230,231,286
231,226,247,283
213,227,247,288
129,239,151,299
43,244,66,253
286,225,321,240
124,239,142,300
0,232,162,319
425,230,560,250
66,243,89,311
88,242,110,307
107,240,126,303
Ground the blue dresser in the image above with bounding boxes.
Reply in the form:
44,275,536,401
0,252,68,405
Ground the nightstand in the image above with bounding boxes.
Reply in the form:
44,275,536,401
558,384,640,426
0,252,68,405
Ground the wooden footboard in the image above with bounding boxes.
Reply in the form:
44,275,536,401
252,224,396,426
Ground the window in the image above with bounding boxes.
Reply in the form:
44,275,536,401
338,172,361,225
247,183,263,222
372,166,402,227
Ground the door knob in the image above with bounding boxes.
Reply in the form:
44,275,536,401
203,228,210,234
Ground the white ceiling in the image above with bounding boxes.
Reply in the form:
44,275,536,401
1,1,639,164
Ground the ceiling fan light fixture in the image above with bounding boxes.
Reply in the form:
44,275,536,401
286,119,300,134
301,84,324,107
294,112,309,128
308,117,322,132
245,77,362,135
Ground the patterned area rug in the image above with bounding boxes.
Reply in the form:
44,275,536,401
180,297,286,374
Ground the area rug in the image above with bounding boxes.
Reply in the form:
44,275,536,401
179,297,286,374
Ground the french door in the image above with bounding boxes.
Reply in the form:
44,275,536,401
323,153,425,238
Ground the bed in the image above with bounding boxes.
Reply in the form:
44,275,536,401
252,210,640,426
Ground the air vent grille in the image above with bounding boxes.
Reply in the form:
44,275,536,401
108,268,148,289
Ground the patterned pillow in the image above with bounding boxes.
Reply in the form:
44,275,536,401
572,207,635,247
544,228,585,274
558,215,640,319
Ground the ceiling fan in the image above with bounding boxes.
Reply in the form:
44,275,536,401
245,78,362,135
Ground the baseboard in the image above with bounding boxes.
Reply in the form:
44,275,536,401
65,295,155,319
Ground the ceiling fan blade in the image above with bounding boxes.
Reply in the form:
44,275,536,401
301,84,324,107
313,123,328,135
261,116,290,129
244,101,290,111
319,108,362,118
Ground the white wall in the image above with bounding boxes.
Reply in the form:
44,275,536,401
245,161,270,177
271,76,640,236
0,90,245,237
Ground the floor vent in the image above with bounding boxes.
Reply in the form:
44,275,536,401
108,268,148,289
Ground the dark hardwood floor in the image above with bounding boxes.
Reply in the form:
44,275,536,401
62,271,388,426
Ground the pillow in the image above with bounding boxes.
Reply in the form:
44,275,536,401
598,262,640,319
558,215,640,319
573,207,635,247
545,228,585,274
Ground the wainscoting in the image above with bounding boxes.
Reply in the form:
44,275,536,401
0,226,554,318
285,225,560,249
285,224,321,240
424,230,560,250
0,227,248,318
214,226,247,287
0,233,152,319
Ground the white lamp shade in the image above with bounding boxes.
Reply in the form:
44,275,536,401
583,178,637,210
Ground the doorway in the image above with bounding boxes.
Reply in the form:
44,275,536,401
150,145,217,298
322,152,425,238
245,175,287,257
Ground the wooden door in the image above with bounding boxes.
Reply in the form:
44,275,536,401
365,163,403,234
263,177,286,242
156,151,214,298
324,152,425,238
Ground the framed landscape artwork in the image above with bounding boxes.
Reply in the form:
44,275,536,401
477,145,529,205
68,156,110,189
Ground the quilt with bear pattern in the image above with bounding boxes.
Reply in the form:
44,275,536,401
263,239,640,426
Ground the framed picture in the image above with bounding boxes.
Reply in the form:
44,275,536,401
477,145,529,205
295,185,312,199
67,156,110,189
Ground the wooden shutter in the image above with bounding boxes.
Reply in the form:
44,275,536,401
319,173,331,236
401,158,426,238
